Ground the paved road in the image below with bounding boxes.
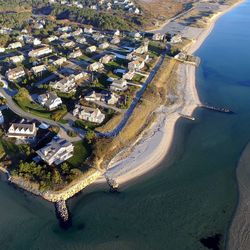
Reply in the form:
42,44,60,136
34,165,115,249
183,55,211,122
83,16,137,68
0,85,85,142
99,51,167,138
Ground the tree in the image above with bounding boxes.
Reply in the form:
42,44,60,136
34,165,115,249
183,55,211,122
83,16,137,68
61,162,70,175
85,130,96,144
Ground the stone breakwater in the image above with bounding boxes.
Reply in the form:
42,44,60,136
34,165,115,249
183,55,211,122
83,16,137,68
10,171,102,202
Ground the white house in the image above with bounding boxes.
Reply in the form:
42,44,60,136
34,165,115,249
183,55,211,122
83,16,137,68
86,45,97,53
33,38,42,46
28,46,52,58
73,105,105,124
36,138,74,165
99,42,110,50
152,33,164,41
7,123,37,139
32,65,47,75
50,76,76,93
53,57,67,66
10,55,24,64
69,49,82,58
170,34,182,44
6,67,26,81
88,62,104,72
110,37,120,45
84,27,93,34
47,35,59,43
76,37,86,44
8,42,22,49
0,48,5,53
99,54,115,64
37,92,62,110
110,79,128,92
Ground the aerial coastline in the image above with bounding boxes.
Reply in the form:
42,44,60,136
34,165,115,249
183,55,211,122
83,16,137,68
101,0,244,187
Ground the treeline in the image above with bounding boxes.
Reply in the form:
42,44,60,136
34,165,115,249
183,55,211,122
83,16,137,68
0,12,31,28
0,0,48,12
45,4,146,30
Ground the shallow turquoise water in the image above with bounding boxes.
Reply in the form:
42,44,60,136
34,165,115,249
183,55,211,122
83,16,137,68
1,2,250,249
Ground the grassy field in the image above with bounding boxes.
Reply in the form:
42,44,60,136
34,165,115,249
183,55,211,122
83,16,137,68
67,140,91,168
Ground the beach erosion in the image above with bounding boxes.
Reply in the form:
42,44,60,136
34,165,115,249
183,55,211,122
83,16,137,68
98,0,244,187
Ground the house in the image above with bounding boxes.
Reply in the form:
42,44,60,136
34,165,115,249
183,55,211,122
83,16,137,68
134,41,149,54
0,48,5,53
99,42,109,50
9,55,24,64
88,62,104,72
152,33,164,41
110,79,128,92
69,49,82,58
60,33,72,39
76,37,86,44
34,23,44,30
47,35,59,43
50,76,76,93
74,71,88,81
73,105,105,124
72,28,83,36
110,37,120,45
8,42,22,49
7,123,37,139
31,65,47,74
122,70,135,80
33,38,42,46
58,26,72,32
36,138,74,165
128,57,145,71
28,46,52,58
92,33,104,41
84,90,118,104
114,29,120,36
84,27,93,34
63,41,76,48
86,45,97,53
131,32,142,40
53,57,67,66
6,67,25,81
99,54,115,64
170,34,182,44
37,92,62,110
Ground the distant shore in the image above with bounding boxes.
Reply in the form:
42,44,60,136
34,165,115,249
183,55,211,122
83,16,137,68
96,0,244,188
228,142,250,250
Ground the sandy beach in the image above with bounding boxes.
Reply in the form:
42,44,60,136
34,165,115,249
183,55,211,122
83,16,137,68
93,0,244,188
228,142,250,250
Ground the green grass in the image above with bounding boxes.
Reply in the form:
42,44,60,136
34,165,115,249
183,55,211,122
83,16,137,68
67,140,91,168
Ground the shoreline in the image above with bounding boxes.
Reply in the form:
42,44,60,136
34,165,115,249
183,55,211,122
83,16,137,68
227,142,250,250
96,0,244,188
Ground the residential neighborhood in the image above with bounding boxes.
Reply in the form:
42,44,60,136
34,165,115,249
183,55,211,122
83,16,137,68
0,12,181,192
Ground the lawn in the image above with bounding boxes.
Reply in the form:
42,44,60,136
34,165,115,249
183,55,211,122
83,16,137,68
67,140,91,168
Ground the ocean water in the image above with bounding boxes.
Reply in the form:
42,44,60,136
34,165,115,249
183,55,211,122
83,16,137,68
1,1,250,249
